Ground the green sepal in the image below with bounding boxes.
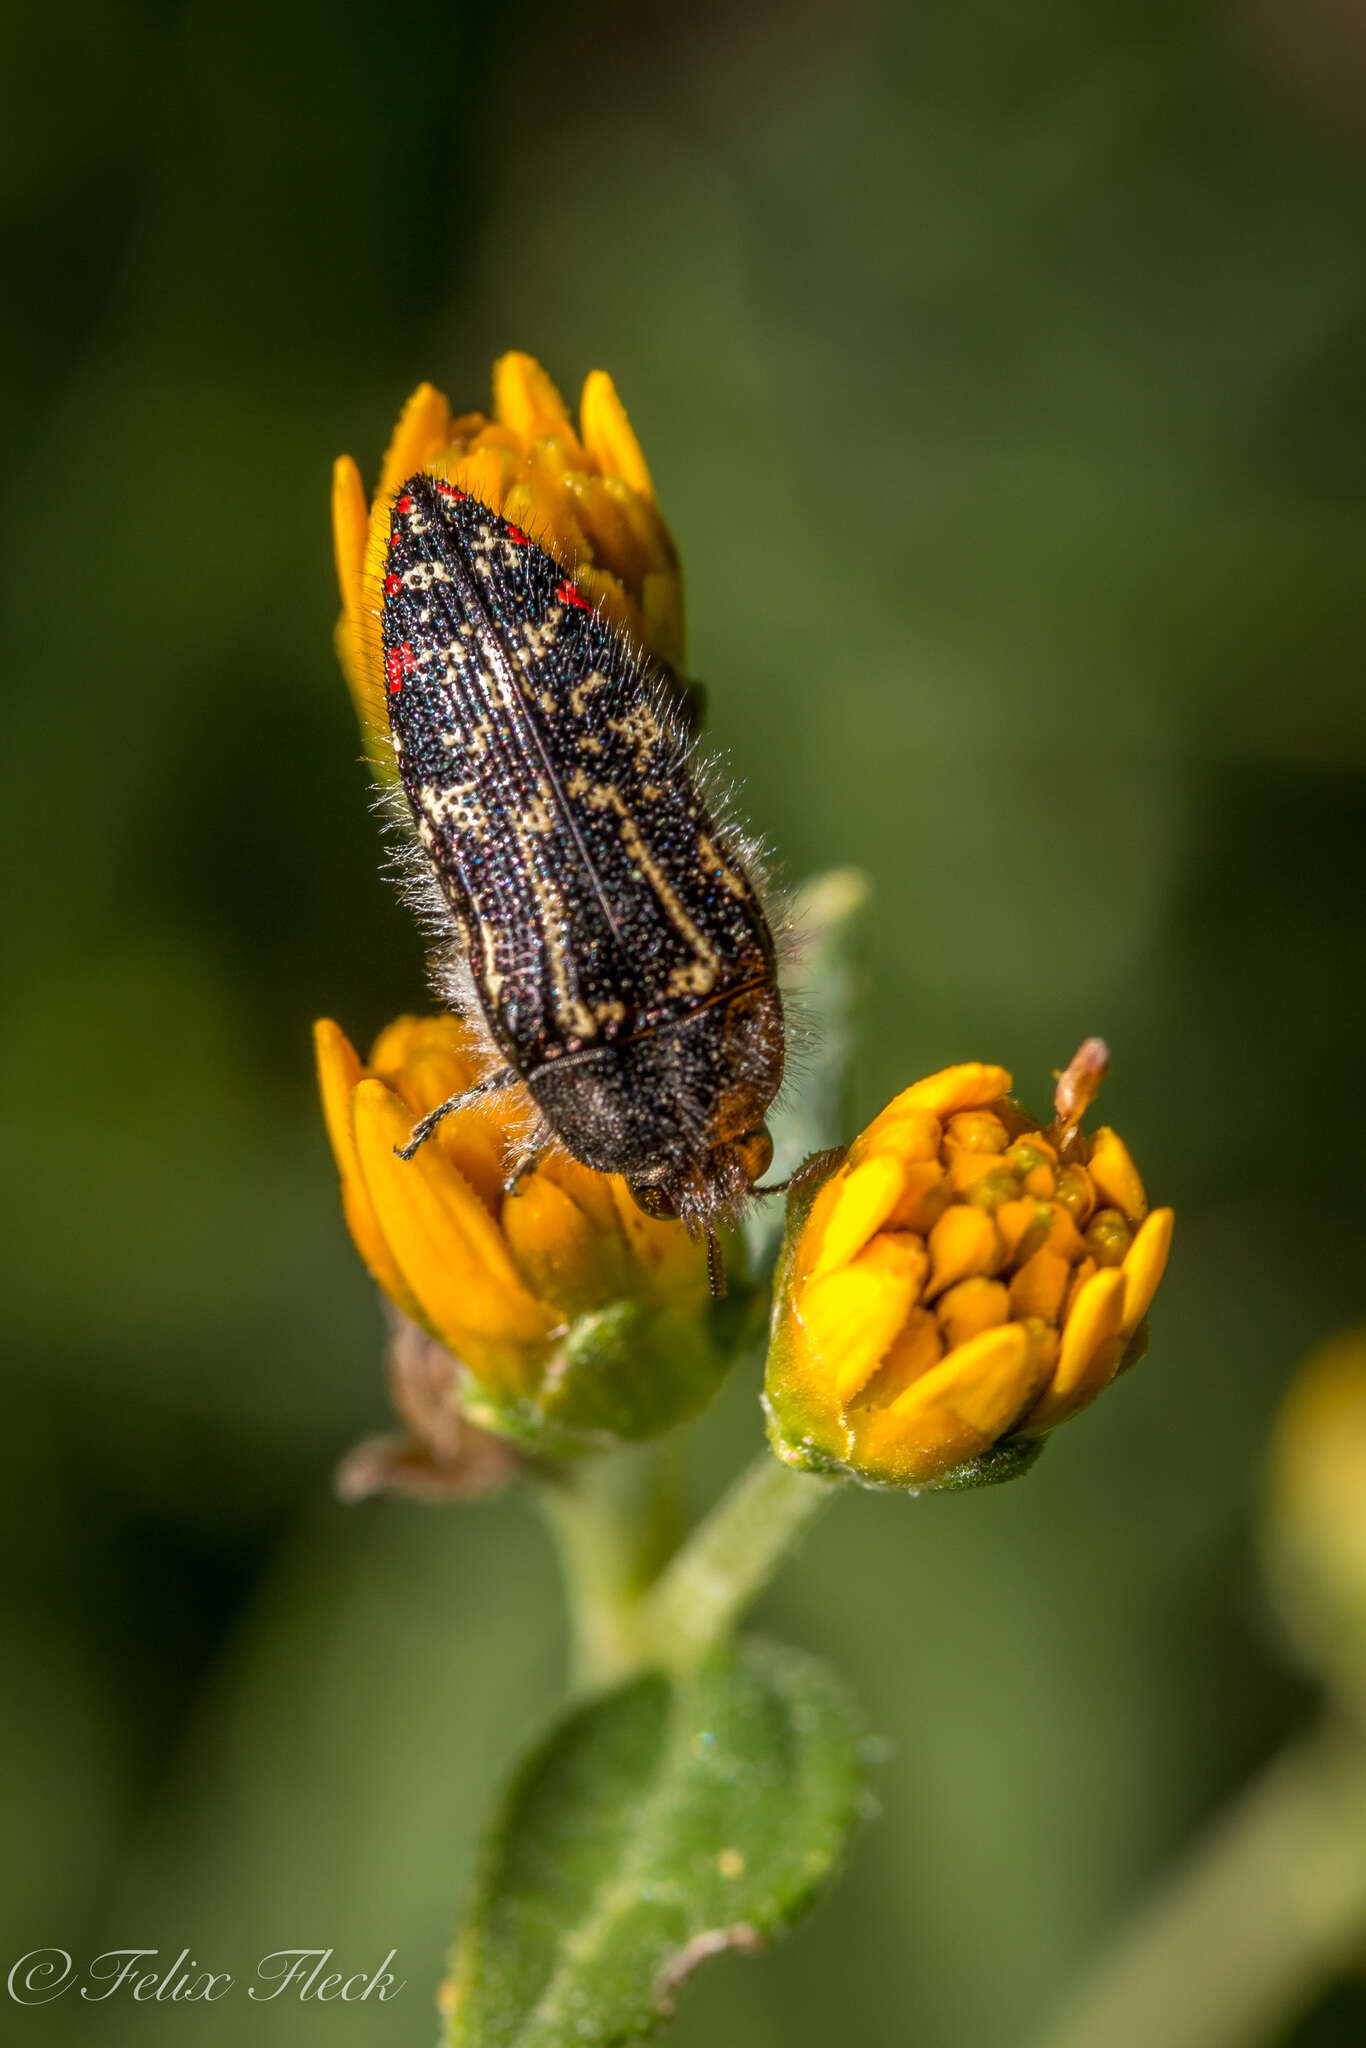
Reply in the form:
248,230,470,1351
462,1282,759,1459
913,1434,1048,1492
764,1395,1048,1494
445,1638,867,2048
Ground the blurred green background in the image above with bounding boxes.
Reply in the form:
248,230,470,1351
4,0,1366,2040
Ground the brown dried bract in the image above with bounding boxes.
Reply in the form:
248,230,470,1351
334,1310,524,1504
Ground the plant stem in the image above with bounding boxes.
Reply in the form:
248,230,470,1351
1036,1720,1366,2048
641,1453,836,1671
534,1440,683,1692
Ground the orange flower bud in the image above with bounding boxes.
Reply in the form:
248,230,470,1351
315,1015,728,1453
765,1049,1174,1490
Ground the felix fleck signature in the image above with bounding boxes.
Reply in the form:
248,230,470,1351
7,1946,405,2005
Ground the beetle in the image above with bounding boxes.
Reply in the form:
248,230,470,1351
377,474,784,1257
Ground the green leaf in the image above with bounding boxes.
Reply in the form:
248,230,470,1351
446,1639,866,2047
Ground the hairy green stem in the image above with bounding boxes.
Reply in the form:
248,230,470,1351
641,1454,836,1671
1037,1720,1366,2048
535,1440,683,1691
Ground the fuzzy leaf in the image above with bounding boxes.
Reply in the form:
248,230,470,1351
445,1639,865,2047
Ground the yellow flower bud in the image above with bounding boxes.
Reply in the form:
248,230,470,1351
315,1015,727,1452
1266,1328,1366,1711
764,1049,1174,1490
331,355,685,771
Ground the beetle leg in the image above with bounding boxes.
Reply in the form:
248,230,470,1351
503,1120,554,1195
394,1067,518,1161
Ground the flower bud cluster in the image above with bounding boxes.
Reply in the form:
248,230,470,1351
316,1014,729,1451
765,1058,1173,1489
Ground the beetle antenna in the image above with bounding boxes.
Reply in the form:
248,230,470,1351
705,1229,727,1300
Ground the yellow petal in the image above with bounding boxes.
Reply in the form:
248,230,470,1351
1088,1126,1148,1224
332,595,386,756
897,1063,1012,1119
369,1015,514,1216
315,1018,365,1169
606,1177,705,1303
937,1277,1011,1350
850,1307,943,1408
568,476,638,579
1021,1317,1061,1381
943,1111,1009,1154
331,454,369,620
503,1172,627,1317
541,1154,623,1240
926,1204,1000,1295
886,1159,950,1231
855,1401,991,1487
449,444,508,514
948,1150,1011,1197
1007,1247,1071,1323
810,1153,909,1278
498,481,549,552
1040,1202,1086,1263
519,461,592,566
603,478,677,578
1029,1266,1128,1428
397,1038,478,1116
351,1080,556,1351
799,1237,925,1404
1121,1207,1174,1328
994,1196,1055,1265
376,382,453,509
575,564,644,646
887,1321,1041,1440
313,1020,417,1315
493,352,583,459
1062,1254,1097,1320
368,1013,443,1082
435,1120,508,1218
852,1107,942,1163
580,369,654,497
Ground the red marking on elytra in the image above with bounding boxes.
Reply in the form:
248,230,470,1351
435,481,466,501
385,641,416,695
557,579,590,610
505,525,531,546
395,494,413,514
383,572,402,597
